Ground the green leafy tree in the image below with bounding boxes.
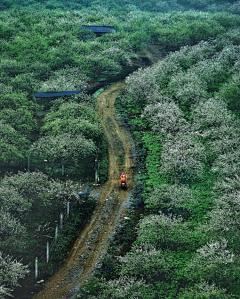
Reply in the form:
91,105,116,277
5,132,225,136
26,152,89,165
119,243,173,280
41,102,102,141
41,117,102,141
40,67,89,92
0,92,37,110
42,102,99,124
0,108,37,135
137,212,192,251
219,72,240,112
144,184,194,214
31,134,96,175
178,281,234,299
185,239,240,294
0,121,29,166
88,276,151,299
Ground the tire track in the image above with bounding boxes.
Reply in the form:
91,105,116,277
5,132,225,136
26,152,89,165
34,81,134,299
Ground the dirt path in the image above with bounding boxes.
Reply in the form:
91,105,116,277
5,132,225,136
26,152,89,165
34,82,134,299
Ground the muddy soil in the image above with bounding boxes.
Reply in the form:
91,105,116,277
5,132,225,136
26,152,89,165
33,82,134,299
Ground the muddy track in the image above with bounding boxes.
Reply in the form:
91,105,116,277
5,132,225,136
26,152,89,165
34,82,134,299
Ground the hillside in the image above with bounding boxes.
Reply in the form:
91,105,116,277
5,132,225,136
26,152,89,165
2,0,240,13
77,22,240,299
1,3,240,298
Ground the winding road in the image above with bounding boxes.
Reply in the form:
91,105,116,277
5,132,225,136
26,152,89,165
34,82,134,299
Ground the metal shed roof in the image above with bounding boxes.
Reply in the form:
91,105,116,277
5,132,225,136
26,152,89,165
80,25,116,33
33,90,81,98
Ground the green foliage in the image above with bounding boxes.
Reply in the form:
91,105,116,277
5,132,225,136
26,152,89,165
148,11,226,49
212,11,240,28
42,198,96,276
141,132,162,187
219,73,240,113
0,22,14,39
3,0,240,13
0,108,37,135
0,92,37,110
0,121,30,166
82,276,153,299
136,213,194,251
178,281,234,299
78,29,96,41
0,171,89,279
36,101,105,178
1,3,240,297
31,133,96,177
76,279,103,299
184,239,240,295
144,182,215,223
109,15,240,299
41,102,102,138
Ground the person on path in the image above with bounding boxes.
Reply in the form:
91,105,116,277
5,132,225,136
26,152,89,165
120,172,127,186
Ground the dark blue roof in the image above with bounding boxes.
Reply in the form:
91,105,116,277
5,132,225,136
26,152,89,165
33,90,81,98
80,25,116,33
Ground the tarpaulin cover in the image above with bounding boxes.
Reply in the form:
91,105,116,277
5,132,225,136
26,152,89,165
33,90,81,98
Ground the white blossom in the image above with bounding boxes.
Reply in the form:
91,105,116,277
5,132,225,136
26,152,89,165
160,133,206,182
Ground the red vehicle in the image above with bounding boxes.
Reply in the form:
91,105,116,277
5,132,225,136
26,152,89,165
120,172,127,188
